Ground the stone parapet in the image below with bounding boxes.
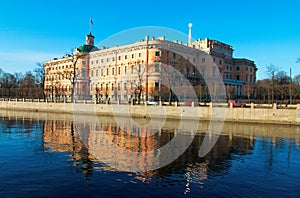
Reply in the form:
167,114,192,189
0,101,299,125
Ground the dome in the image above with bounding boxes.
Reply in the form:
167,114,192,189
77,44,98,53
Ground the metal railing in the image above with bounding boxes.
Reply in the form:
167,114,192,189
0,97,299,109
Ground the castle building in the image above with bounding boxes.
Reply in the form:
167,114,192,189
44,23,257,102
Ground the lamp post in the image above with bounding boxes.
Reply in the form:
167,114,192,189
0,84,2,100
95,86,99,104
289,67,292,104
145,35,149,101
199,84,202,103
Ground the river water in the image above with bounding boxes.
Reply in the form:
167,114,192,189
0,110,300,197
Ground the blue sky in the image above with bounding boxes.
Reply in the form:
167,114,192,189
0,0,299,79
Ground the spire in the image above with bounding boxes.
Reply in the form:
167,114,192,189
188,23,192,46
90,17,93,34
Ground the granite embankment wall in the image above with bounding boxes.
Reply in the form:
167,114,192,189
1,100,300,125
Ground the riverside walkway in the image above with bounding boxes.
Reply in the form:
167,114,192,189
1,98,300,125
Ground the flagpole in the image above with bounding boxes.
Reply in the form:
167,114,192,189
90,17,93,34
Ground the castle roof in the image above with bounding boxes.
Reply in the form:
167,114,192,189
77,44,98,53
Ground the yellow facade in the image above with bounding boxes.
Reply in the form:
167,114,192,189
44,32,257,102
89,36,214,103
44,55,74,100
44,34,95,101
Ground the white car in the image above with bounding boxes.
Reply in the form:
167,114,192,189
146,100,159,105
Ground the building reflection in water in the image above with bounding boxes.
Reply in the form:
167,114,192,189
41,115,257,184
4,110,297,189
43,119,95,178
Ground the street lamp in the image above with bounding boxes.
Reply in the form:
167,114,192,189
0,84,2,100
289,67,292,104
95,86,99,104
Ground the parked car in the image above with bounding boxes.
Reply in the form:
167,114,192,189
146,100,159,105
183,101,199,106
228,100,245,107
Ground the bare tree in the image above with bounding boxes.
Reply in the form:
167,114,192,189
244,84,255,103
159,64,179,105
265,64,280,104
0,68,4,78
0,72,17,98
34,62,46,100
20,72,36,99
275,71,290,85
14,72,23,98
293,74,300,84
129,62,154,104
226,86,235,100
278,84,289,103
134,63,146,104
61,54,86,102
255,79,271,103
0,69,4,98
265,64,279,78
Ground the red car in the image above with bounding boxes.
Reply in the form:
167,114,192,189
228,100,245,107
183,101,199,106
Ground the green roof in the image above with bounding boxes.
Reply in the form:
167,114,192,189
77,45,98,53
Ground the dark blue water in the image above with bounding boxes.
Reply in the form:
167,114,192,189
0,113,300,197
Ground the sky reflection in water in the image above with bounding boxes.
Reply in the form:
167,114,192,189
0,111,299,197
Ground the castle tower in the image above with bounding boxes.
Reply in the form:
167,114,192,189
86,33,95,45
86,17,95,45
